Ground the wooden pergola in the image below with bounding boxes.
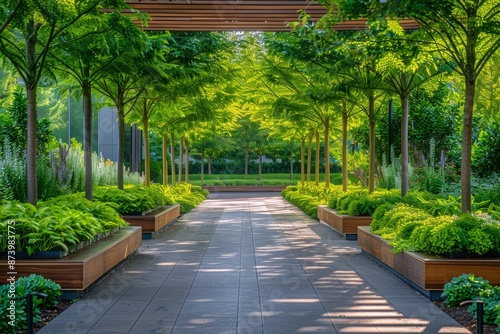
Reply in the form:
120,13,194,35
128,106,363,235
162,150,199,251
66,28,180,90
126,0,419,31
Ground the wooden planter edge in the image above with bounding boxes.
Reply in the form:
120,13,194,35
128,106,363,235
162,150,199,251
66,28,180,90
0,226,142,299
122,204,180,239
357,226,500,300
318,206,372,240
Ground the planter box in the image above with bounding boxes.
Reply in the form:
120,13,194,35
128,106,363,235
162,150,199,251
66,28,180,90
122,204,180,239
0,226,142,299
318,206,373,240
358,226,500,300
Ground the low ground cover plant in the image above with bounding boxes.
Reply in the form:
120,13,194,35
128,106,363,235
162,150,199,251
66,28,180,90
0,274,61,333
441,274,500,328
92,185,169,215
328,188,402,216
0,196,129,255
282,183,344,220
154,184,209,213
371,203,500,256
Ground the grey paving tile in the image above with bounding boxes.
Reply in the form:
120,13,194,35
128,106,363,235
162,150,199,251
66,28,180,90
171,317,237,334
185,287,240,303
177,301,238,318
191,272,240,288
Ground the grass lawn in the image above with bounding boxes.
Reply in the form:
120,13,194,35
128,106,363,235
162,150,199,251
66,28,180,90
184,173,342,186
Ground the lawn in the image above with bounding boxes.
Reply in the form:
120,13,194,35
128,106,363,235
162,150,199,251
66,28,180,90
186,173,342,186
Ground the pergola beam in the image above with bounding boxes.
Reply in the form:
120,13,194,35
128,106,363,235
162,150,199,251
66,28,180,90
126,0,418,31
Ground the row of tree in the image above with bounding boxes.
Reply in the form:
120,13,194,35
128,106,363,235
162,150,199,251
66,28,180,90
256,0,500,213
0,1,239,205
1,0,499,215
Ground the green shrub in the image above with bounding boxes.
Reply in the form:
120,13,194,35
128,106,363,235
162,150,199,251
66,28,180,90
328,188,402,216
475,180,500,205
92,185,169,214
0,274,61,333
282,183,331,220
402,190,439,209
372,203,395,221
41,194,128,233
469,286,500,325
380,211,500,256
155,184,208,214
0,196,129,255
371,203,430,237
441,274,491,306
427,220,467,255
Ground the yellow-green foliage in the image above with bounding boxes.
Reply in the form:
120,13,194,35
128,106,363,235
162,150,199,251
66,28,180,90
282,182,341,219
92,185,169,214
154,184,208,213
372,203,500,256
328,189,402,216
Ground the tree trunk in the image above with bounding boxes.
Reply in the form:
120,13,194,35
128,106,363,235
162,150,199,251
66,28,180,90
26,22,37,205
324,117,330,188
342,108,348,193
117,104,125,190
184,139,189,184
315,130,320,186
461,78,475,213
245,140,249,181
301,138,305,187
368,94,376,193
162,134,168,186
208,155,212,175
307,132,313,183
258,153,263,180
289,141,294,181
142,107,150,187
178,137,183,184
170,132,176,186
201,148,205,183
401,87,409,196
82,77,93,200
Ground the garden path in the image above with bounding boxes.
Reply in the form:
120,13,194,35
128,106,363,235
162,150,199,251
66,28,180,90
38,192,469,334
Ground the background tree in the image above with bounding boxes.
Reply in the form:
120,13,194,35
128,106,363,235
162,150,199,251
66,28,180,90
0,0,130,204
335,0,500,211
50,9,145,199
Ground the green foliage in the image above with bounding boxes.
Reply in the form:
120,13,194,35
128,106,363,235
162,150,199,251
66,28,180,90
282,191,321,220
371,201,500,256
402,190,439,209
51,140,143,193
469,286,500,325
406,192,492,218
154,184,208,213
328,188,402,216
0,196,128,255
282,182,341,219
0,144,25,201
41,194,128,233
472,122,500,177
378,146,412,190
92,185,168,215
347,150,369,187
441,274,491,307
474,177,500,205
0,274,61,333
371,203,431,242
0,89,53,155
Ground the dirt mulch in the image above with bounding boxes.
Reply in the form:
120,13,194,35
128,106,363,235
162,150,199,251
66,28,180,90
434,301,498,334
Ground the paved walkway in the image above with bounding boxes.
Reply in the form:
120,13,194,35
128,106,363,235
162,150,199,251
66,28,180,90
39,192,470,334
